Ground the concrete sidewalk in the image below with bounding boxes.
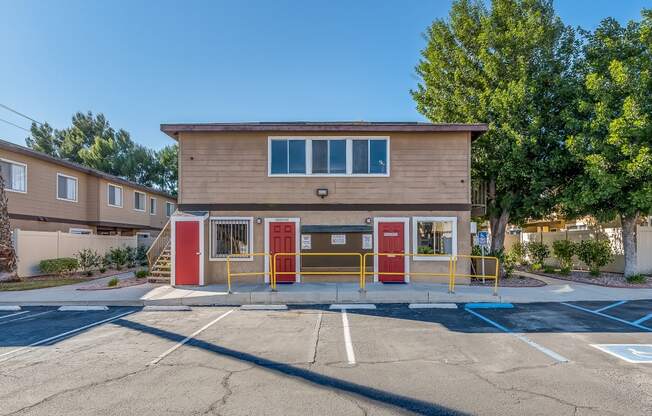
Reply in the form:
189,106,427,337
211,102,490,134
1,271,652,306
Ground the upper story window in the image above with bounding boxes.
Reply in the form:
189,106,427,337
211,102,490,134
0,158,26,193
165,201,175,217
268,137,389,177
150,197,157,215
56,173,78,202
134,191,146,211
107,183,123,207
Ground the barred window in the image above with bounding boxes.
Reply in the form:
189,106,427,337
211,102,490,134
210,218,252,260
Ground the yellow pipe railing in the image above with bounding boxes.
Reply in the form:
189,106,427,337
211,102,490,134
226,253,274,293
362,252,454,292
225,251,500,296
450,255,500,296
272,252,364,291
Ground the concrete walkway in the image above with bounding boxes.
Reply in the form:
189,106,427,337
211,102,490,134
1,271,652,306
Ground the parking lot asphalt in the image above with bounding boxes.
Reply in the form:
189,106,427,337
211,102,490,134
0,301,651,416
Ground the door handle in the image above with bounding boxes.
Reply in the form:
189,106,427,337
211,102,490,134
196,252,201,255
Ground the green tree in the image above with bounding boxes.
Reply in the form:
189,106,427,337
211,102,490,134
563,11,652,277
26,111,178,195
412,0,581,252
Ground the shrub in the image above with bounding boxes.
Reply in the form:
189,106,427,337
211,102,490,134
135,269,149,279
39,258,79,276
543,265,556,274
552,240,575,274
576,239,613,276
99,267,107,273
527,242,550,269
107,277,119,287
124,246,137,268
502,250,518,278
76,249,101,276
107,247,129,270
136,246,148,266
625,274,647,284
418,245,434,255
510,241,528,266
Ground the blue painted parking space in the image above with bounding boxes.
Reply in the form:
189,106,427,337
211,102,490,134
591,344,652,363
563,300,652,331
0,306,138,348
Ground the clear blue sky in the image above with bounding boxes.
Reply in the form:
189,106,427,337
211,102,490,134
1,0,649,150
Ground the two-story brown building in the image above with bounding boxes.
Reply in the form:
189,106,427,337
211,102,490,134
161,122,486,286
0,139,176,237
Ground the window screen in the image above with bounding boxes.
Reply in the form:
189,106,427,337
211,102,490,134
57,175,77,201
108,185,122,206
0,160,26,192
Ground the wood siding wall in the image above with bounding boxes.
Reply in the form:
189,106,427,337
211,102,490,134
0,148,175,231
178,131,471,205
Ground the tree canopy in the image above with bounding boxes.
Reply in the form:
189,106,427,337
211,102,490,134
562,11,652,275
26,112,177,195
412,0,581,252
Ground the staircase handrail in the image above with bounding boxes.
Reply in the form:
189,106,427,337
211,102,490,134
147,219,171,270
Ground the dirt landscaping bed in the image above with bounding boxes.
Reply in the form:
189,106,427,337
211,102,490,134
528,269,652,288
0,268,139,291
76,276,148,291
470,275,546,287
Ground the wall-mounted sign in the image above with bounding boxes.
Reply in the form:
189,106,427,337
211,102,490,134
331,234,346,245
362,234,373,249
301,234,312,250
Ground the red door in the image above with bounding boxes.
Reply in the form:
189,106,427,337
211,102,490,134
175,221,200,285
270,222,296,283
378,222,405,283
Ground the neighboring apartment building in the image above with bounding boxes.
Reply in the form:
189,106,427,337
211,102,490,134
160,121,486,286
0,139,176,236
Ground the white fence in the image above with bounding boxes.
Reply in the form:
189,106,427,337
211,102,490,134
506,225,652,274
14,230,137,277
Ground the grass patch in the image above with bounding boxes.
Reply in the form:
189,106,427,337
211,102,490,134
107,277,120,287
0,278,92,291
626,274,647,284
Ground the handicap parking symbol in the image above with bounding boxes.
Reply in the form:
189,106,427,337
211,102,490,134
592,344,652,363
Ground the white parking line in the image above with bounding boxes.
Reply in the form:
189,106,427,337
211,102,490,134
341,310,356,365
465,307,569,363
594,300,627,313
148,308,236,366
0,310,53,326
0,310,136,363
0,305,21,311
0,311,30,320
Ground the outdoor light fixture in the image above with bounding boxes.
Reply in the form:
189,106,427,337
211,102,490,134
255,217,263,224
316,188,329,199
365,217,372,224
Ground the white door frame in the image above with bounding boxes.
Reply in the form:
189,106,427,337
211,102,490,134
373,217,410,283
171,214,208,286
264,217,301,283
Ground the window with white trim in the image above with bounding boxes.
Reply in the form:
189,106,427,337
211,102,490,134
57,173,78,202
150,197,157,215
108,184,123,207
412,217,457,259
210,217,253,260
0,159,26,192
134,191,146,211
165,201,175,217
269,137,389,176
